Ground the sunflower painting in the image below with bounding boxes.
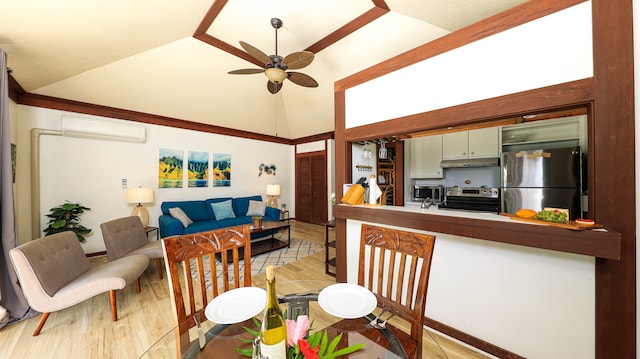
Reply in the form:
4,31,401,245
188,151,209,187
212,153,231,187
158,148,183,188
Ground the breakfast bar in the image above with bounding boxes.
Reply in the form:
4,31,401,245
333,204,621,358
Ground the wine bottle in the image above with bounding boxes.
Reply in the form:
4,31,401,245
259,266,288,359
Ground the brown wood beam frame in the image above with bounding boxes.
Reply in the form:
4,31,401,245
193,0,390,67
16,92,293,145
333,0,635,357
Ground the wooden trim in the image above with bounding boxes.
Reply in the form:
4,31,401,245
305,6,389,54
333,205,620,260
193,0,390,67
193,0,228,35
293,131,334,145
424,317,525,359
343,78,594,142
591,0,636,357
16,93,293,145
8,73,25,103
334,90,348,283
336,0,586,91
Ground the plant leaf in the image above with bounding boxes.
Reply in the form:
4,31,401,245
51,219,67,229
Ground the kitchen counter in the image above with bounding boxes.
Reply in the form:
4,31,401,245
334,203,621,260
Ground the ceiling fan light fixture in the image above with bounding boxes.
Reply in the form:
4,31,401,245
265,68,287,83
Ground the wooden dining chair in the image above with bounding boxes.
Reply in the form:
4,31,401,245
357,224,436,359
161,224,252,357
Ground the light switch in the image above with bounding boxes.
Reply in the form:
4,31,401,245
122,178,127,189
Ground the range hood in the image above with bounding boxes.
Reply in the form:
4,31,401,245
440,157,499,168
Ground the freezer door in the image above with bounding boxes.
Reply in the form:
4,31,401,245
502,188,582,219
502,146,581,188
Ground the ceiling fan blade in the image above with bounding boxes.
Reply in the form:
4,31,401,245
239,41,272,67
282,51,314,70
267,80,283,94
287,72,318,88
228,68,264,75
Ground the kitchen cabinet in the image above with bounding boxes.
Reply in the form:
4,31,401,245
408,135,443,178
442,127,499,160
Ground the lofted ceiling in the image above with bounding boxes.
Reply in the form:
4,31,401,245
1,0,526,139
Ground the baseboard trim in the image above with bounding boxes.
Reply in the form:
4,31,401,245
424,317,525,359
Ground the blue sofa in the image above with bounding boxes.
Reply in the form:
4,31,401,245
158,195,281,238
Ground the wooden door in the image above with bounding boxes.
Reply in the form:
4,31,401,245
295,151,327,224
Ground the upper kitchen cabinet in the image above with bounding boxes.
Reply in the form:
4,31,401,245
408,135,443,178
501,115,587,152
442,127,499,160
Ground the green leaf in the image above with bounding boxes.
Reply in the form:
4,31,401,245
51,219,67,229
330,343,365,357
235,347,254,357
326,333,342,354
61,203,78,211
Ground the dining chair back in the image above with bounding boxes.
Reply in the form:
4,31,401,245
161,224,252,355
358,224,437,359
100,216,164,279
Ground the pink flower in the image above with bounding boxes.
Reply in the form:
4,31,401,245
285,315,310,347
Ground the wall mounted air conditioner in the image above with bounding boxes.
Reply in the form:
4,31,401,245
61,116,146,143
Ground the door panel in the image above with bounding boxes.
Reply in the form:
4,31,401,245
295,152,327,224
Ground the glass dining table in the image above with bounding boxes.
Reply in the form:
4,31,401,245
138,280,447,359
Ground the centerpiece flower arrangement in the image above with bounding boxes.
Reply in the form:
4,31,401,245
238,315,364,358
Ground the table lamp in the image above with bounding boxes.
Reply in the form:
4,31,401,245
266,184,281,208
126,187,154,227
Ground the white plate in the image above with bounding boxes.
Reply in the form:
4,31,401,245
205,287,266,324
318,283,377,319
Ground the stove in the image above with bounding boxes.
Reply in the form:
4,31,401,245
438,186,501,213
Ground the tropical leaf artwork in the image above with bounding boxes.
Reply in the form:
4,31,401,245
188,151,209,188
213,153,231,187
159,148,184,188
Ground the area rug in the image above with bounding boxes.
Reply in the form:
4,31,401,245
190,237,323,289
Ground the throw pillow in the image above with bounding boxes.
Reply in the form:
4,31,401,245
246,200,266,216
210,199,236,220
169,207,193,227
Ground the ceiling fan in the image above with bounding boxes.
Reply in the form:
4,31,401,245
228,18,318,94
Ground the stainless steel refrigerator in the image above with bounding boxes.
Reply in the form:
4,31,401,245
501,146,582,219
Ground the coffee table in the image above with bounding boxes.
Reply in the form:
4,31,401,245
248,221,290,257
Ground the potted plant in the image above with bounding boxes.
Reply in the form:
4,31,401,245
252,215,263,228
43,202,92,242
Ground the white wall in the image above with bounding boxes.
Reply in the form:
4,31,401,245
15,105,295,254
345,220,594,359
342,2,596,358
345,3,593,129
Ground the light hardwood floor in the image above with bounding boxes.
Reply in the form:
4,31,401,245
0,221,488,359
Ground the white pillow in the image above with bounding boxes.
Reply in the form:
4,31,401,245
246,200,266,216
169,207,193,227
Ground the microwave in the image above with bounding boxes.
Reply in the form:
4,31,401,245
412,185,444,203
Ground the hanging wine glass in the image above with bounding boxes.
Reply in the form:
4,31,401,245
379,140,387,159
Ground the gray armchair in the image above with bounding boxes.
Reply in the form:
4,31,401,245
9,231,149,336
100,216,164,279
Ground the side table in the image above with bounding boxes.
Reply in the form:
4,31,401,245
144,226,162,279
280,209,290,223
144,226,159,241
324,220,336,277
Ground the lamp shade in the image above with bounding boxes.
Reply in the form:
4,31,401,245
265,68,287,83
126,187,154,204
266,184,281,196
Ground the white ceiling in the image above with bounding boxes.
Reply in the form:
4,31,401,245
1,0,526,139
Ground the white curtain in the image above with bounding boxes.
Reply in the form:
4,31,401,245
0,49,34,329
